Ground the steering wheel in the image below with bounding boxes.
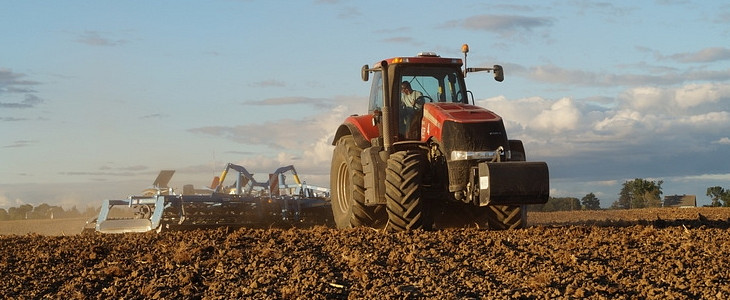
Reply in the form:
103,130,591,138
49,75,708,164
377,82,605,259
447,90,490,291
415,95,433,107
455,90,466,103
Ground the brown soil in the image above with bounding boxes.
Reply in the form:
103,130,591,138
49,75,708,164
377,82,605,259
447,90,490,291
2,207,729,299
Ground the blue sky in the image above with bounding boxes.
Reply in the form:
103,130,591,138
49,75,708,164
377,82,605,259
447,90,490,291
1,0,729,209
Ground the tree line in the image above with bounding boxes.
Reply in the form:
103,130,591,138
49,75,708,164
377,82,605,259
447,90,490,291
0,203,99,221
530,193,600,212
3,181,729,217
532,178,730,212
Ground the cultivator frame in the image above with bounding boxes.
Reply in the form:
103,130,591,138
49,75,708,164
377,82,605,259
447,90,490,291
89,164,331,233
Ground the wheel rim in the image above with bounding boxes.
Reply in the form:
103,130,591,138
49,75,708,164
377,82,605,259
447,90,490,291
336,162,350,214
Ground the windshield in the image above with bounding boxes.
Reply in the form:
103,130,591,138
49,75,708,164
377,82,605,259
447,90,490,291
398,66,467,104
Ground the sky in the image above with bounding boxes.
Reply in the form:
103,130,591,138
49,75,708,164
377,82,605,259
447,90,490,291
1,0,729,210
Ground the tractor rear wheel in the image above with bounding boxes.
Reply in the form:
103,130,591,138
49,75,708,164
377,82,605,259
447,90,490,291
478,205,527,230
385,150,431,231
330,135,385,229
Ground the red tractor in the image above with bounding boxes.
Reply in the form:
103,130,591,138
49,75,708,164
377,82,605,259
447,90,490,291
330,45,549,231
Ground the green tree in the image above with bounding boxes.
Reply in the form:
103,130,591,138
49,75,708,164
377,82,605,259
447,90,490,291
581,193,601,210
8,204,33,220
31,203,52,219
49,205,65,219
612,178,663,209
0,208,8,221
568,197,581,210
706,186,730,207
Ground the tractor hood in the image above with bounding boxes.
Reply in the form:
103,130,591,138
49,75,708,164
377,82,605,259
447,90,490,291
421,102,504,142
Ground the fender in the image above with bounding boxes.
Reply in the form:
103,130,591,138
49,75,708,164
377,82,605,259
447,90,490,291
332,114,378,149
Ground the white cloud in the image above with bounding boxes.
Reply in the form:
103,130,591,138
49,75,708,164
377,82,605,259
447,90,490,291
479,96,549,130
188,99,363,186
618,83,730,114
713,137,730,145
548,187,572,198
475,81,730,162
593,180,619,186
442,14,554,39
620,86,669,112
592,109,663,138
245,97,332,109
678,111,730,126
75,31,126,46
668,47,730,63
530,97,580,134
679,173,730,181
674,83,730,108
518,64,730,87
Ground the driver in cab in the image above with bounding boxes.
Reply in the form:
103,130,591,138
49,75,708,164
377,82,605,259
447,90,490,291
400,81,424,139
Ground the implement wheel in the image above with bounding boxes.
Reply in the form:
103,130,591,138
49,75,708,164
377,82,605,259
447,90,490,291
385,150,431,231
330,135,385,229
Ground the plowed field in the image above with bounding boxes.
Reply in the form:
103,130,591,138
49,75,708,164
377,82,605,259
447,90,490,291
2,207,729,299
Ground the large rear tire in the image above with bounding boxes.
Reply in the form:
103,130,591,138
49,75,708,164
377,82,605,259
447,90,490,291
385,150,431,231
330,136,385,229
479,205,527,230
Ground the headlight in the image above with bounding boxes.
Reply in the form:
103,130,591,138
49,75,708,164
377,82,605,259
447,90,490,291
450,149,510,161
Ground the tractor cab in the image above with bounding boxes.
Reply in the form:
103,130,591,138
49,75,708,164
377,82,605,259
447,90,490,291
366,56,468,140
367,55,468,113
364,48,503,143
365,53,468,141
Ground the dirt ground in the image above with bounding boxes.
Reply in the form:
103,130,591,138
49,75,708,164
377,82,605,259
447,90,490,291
2,207,729,299
0,217,89,236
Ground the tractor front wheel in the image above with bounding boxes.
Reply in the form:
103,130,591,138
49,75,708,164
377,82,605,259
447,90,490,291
385,150,432,231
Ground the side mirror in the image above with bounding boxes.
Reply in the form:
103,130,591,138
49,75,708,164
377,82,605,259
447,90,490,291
361,64,370,81
493,65,504,82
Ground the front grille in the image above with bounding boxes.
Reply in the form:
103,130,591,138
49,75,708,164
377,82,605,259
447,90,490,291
440,120,509,192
